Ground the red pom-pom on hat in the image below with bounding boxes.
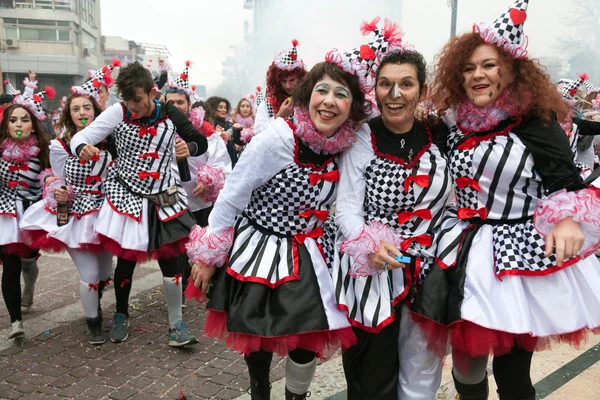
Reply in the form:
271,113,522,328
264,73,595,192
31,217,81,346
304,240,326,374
256,85,262,92
578,73,589,81
185,60,193,67
45,85,56,100
291,39,299,47
360,16,381,36
3,80,8,85
111,57,122,68
192,85,196,91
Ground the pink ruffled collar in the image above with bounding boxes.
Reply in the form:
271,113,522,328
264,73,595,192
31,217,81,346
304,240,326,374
0,136,40,164
234,114,254,129
293,106,355,155
456,90,523,133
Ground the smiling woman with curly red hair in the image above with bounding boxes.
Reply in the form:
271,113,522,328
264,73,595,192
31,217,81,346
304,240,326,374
410,2,600,400
254,40,308,134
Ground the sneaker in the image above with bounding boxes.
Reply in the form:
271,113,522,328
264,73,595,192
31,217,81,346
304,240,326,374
109,313,129,343
8,320,25,339
168,320,198,348
86,316,105,345
20,292,34,314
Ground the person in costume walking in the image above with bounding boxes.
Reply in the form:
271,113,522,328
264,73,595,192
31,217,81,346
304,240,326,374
0,86,53,339
332,18,449,399
411,1,600,399
71,61,208,347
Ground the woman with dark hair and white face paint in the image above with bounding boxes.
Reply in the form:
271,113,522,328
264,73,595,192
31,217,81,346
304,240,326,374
333,42,451,398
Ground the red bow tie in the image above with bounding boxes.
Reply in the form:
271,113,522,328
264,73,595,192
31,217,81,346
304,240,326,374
138,171,161,180
398,209,433,225
79,154,100,164
403,175,430,193
8,164,29,172
139,126,158,137
85,175,102,185
400,234,432,252
309,170,339,186
456,177,481,192
294,227,324,245
299,210,329,222
457,207,487,220
8,180,29,189
457,137,480,151
139,152,159,159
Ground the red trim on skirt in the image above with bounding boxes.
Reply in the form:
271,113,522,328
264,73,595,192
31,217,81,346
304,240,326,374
203,309,357,359
410,310,600,360
98,234,188,263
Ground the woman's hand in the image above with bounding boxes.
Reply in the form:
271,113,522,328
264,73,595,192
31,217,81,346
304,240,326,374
368,241,405,270
275,98,294,119
192,183,205,197
79,144,99,161
544,217,585,265
191,262,217,292
54,187,69,202
232,123,243,130
45,176,60,185
235,144,245,152
175,139,190,158
28,69,36,82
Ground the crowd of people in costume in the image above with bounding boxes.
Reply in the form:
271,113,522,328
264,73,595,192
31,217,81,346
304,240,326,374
1,1,600,399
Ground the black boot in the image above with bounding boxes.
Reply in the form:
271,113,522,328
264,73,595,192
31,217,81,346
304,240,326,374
453,372,489,400
247,378,271,400
285,387,311,400
86,316,105,345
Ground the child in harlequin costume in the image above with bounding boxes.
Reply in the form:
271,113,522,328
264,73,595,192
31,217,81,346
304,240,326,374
70,61,208,347
0,86,53,339
20,61,119,345
331,18,448,400
185,37,378,398
163,61,232,301
253,40,307,135
410,1,600,399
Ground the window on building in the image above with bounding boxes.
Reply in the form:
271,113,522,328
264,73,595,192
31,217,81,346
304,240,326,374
4,27,18,40
3,19,73,42
82,30,96,53
0,0,14,8
14,0,33,8
54,0,71,10
35,0,53,9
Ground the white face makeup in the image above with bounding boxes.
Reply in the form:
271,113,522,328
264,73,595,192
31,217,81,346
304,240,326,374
308,74,353,137
70,96,96,131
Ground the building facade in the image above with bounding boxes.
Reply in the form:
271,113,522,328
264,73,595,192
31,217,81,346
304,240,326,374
0,0,102,109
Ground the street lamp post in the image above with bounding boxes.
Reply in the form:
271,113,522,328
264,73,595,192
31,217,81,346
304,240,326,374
448,0,458,37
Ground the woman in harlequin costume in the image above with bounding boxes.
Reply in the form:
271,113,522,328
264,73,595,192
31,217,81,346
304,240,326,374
410,1,600,399
0,86,53,339
186,36,379,399
254,40,308,135
70,61,208,347
20,62,118,345
332,18,449,400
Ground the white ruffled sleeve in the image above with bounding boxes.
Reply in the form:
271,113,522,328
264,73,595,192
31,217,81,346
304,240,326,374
186,118,295,267
206,133,232,178
253,102,272,135
335,124,400,277
49,139,68,179
70,103,123,155
534,187,600,259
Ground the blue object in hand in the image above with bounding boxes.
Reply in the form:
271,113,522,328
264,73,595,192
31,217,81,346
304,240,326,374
395,255,412,264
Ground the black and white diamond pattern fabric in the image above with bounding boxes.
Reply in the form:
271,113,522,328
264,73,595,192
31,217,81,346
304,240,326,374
244,161,336,236
449,148,479,210
343,35,385,81
491,1,528,45
63,149,111,217
585,81,600,94
493,219,558,276
0,157,42,214
265,99,275,118
317,214,336,269
104,159,143,220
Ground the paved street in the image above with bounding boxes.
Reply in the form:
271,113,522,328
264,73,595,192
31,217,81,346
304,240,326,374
0,252,598,399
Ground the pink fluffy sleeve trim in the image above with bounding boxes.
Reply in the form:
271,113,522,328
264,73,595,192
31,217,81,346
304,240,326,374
42,178,75,210
196,164,226,204
535,187,600,259
185,225,234,268
340,220,401,277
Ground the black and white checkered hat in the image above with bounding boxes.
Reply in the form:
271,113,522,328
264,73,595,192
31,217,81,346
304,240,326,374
167,61,194,97
14,86,55,121
3,79,20,97
474,0,529,59
274,39,304,71
559,73,590,99
71,58,121,103
584,81,600,94
325,16,409,93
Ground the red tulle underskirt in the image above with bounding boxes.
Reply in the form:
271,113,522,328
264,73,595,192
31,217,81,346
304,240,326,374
204,309,357,358
184,277,207,303
99,234,187,263
410,311,600,360
25,230,107,254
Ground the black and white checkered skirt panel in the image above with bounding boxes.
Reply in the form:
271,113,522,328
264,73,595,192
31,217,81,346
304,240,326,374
62,149,111,216
0,157,42,215
244,161,338,237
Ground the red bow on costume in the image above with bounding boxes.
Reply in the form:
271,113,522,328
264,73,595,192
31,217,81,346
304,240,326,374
457,207,487,220
398,209,433,225
85,175,102,185
139,126,158,137
457,137,480,151
403,175,430,193
309,170,339,185
456,177,481,192
174,274,182,286
79,154,100,164
8,180,29,189
294,227,324,244
8,164,29,172
400,234,432,252
139,152,159,159
88,283,99,292
138,171,161,180
120,279,130,288
299,210,329,222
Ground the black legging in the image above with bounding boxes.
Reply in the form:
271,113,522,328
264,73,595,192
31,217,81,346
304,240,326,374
113,255,186,316
493,346,535,399
244,349,316,382
1,250,38,323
